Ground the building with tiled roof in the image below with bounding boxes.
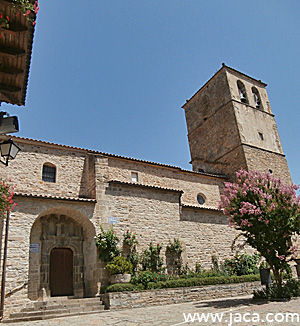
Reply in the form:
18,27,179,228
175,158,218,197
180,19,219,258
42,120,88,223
0,65,293,319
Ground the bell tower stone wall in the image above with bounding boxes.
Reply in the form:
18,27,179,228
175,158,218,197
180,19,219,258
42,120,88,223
182,64,292,183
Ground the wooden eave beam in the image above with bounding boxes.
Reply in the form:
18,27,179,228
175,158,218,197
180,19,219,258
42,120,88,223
0,45,26,57
0,90,20,105
0,66,24,76
0,26,28,35
0,0,13,6
0,83,21,93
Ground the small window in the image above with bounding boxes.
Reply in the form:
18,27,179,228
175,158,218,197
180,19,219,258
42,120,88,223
198,168,205,173
237,80,248,104
258,132,264,141
197,194,205,205
42,164,56,183
131,172,139,183
252,87,262,109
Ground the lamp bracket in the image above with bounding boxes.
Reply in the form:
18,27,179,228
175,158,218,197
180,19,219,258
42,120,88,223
0,158,8,166
0,112,8,126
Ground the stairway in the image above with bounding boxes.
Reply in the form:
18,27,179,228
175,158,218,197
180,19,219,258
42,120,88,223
3,297,106,323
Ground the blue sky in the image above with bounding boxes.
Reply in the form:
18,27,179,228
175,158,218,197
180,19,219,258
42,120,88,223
2,1,300,185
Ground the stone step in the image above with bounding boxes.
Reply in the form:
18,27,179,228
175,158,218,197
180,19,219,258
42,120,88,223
3,297,106,323
3,308,106,323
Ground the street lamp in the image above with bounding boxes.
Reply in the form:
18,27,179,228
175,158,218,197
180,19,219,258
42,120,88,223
0,139,20,166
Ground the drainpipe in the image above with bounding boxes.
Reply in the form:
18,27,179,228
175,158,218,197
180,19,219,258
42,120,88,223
0,212,10,320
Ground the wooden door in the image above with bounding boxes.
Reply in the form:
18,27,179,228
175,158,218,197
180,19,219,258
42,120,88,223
50,248,74,296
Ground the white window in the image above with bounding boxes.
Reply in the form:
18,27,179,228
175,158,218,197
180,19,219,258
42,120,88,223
131,172,139,183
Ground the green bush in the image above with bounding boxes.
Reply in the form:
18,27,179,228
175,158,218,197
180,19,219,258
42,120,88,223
105,256,132,275
221,254,260,276
131,271,169,289
156,274,259,290
253,279,300,300
103,283,144,293
95,225,121,262
105,274,260,292
140,242,163,272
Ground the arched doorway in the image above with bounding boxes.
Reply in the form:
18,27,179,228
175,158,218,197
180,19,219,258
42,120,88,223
50,248,74,296
39,214,84,297
29,207,99,301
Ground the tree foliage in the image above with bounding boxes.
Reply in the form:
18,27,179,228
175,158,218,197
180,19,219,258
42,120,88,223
219,169,300,285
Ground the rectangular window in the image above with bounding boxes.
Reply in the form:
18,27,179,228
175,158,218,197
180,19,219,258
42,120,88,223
131,172,139,183
42,165,56,183
258,132,264,140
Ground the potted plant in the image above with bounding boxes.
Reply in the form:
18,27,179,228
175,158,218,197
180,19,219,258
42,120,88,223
259,261,272,286
105,256,133,284
294,258,300,279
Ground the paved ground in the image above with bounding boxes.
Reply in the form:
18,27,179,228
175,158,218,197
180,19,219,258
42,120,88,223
7,295,300,326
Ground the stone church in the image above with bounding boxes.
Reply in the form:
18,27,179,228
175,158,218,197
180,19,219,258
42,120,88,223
0,65,294,314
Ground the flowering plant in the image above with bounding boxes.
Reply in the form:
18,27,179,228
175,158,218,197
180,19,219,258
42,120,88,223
123,229,138,247
123,229,139,274
141,242,163,272
219,169,300,286
0,0,39,38
0,179,17,217
94,225,121,262
166,238,184,275
0,13,9,29
12,0,39,25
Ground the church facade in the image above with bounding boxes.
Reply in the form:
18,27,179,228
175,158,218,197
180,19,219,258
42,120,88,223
0,65,294,314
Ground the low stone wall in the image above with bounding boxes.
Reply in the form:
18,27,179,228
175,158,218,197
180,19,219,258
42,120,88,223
101,281,261,310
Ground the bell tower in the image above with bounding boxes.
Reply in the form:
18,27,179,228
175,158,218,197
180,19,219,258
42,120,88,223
182,64,292,183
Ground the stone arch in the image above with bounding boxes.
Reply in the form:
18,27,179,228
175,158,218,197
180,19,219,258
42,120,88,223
29,206,98,300
237,80,248,104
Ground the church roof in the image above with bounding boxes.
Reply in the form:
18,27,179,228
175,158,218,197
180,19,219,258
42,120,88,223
109,180,184,194
14,192,97,203
6,136,227,180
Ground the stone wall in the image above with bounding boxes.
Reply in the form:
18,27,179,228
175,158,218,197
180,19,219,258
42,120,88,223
101,282,261,310
107,158,225,208
102,182,237,269
243,146,292,184
0,141,88,198
187,102,241,174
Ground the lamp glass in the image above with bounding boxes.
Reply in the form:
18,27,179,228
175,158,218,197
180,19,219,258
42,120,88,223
0,142,11,157
0,139,20,161
9,143,20,159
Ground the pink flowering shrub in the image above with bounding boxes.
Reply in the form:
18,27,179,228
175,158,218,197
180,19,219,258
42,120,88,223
0,179,17,218
219,169,300,286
